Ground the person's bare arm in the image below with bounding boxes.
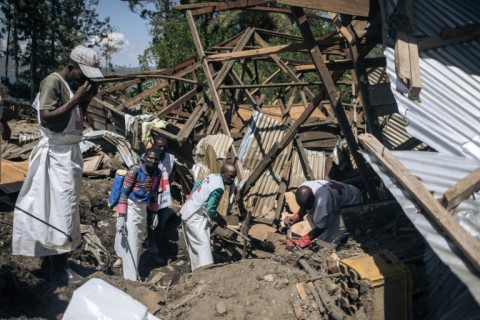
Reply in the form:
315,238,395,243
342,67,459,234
40,80,97,127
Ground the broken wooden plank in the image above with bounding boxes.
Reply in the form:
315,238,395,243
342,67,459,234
408,35,422,100
395,31,411,86
359,133,480,273
83,169,111,177
83,154,104,172
292,300,306,320
442,168,480,211
296,283,308,301
394,31,422,99
0,160,29,193
418,33,480,51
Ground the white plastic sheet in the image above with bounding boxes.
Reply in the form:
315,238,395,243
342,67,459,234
62,278,160,320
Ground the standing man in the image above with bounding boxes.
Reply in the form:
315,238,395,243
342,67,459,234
12,45,102,286
180,163,237,271
147,135,178,254
115,148,161,281
284,180,363,249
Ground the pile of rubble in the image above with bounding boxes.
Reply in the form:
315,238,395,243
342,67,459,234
1,0,479,319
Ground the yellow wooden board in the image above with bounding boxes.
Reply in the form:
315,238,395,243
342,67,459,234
0,159,29,193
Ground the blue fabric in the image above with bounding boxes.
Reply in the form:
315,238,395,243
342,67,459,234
119,165,159,205
108,170,128,208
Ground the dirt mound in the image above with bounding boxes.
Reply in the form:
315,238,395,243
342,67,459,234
0,153,426,319
164,258,304,320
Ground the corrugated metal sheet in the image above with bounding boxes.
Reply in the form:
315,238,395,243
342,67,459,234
363,151,480,306
424,247,480,320
238,111,292,219
198,134,233,160
383,0,480,160
381,113,428,150
289,150,327,188
367,67,388,85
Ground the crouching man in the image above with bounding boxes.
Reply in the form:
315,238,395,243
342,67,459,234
284,180,363,249
180,163,237,271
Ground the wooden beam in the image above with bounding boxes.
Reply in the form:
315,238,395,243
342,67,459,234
442,168,480,211
395,32,422,100
156,86,202,119
116,80,168,110
208,43,306,61
277,0,371,17
175,2,218,10
274,157,293,227
91,97,126,117
291,6,379,199
418,33,480,51
186,10,244,179
176,103,208,142
407,36,421,100
254,33,335,121
395,31,411,85
98,78,142,96
295,57,386,72
238,78,336,198
245,6,329,21
359,133,480,273
294,137,315,180
219,81,351,89
190,0,275,15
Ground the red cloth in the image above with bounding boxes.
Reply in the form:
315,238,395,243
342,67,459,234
285,235,312,249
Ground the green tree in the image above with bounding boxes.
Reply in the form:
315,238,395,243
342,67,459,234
0,0,110,99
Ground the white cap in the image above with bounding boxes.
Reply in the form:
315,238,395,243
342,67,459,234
70,45,104,79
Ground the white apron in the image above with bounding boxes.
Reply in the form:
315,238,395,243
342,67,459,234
115,199,147,281
157,153,175,209
182,209,213,271
12,73,83,257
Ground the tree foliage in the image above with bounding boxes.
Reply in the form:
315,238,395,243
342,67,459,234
0,0,110,99
127,1,297,70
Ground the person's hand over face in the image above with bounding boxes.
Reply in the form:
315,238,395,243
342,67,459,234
74,80,97,103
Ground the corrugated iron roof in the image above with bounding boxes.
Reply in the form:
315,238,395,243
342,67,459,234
424,247,480,319
238,111,292,219
383,0,480,160
238,111,328,219
381,113,428,150
289,149,327,188
363,150,480,304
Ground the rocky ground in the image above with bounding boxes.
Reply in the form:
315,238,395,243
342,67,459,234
0,122,429,320
0,173,428,319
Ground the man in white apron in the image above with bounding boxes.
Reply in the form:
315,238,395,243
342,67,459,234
114,148,161,281
12,45,103,286
180,163,237,271
284,180,363,249
147,135,179,255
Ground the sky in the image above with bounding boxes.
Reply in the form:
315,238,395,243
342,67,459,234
95,0,153,68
